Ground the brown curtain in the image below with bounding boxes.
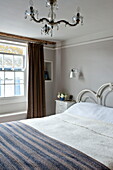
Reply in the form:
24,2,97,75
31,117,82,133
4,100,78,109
27,43,46,118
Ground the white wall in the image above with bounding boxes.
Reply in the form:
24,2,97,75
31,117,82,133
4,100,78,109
61,39,113,100
44,47,55,116
1,37,113,121
44,45,62,116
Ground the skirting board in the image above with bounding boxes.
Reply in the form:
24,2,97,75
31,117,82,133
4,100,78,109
0,111,27,123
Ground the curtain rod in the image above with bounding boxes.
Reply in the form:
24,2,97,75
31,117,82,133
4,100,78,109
0,32,56,45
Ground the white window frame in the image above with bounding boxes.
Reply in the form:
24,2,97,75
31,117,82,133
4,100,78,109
0,41,27,108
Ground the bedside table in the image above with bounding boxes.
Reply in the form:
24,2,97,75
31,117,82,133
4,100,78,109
55,100,75,114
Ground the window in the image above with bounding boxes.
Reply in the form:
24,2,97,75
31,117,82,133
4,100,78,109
0,42,27,98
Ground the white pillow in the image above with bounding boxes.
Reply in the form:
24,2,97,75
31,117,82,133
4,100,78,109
65,102,113,124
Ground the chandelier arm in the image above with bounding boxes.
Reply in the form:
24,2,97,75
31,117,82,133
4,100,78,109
31,16,50,23
53,20,80,26
31,15,80,26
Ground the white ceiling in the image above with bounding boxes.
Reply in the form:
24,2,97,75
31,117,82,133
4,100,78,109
0,0,113,42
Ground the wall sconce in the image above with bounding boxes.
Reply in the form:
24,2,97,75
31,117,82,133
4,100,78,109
70,68,80,78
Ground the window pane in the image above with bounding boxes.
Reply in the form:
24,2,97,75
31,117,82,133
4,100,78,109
5,85,14,97
0,85,4,97
14,56,24,70
15,84,24,96
5,72,14,84
0,44,25,55
0,43,26,98
0,54,3,70
4,55,13,70
0,72,4,84
15,72,24,84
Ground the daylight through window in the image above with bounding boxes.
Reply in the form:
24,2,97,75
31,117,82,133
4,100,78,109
0,42,26,97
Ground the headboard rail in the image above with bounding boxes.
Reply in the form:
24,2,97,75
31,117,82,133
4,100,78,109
76,83,113,107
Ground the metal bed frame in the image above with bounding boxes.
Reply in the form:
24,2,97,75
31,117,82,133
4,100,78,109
76,83,113,107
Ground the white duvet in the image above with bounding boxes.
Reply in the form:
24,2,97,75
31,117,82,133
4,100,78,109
21,104,113,169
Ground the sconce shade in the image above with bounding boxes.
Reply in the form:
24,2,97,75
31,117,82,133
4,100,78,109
70,70,76,78
70,68,79,78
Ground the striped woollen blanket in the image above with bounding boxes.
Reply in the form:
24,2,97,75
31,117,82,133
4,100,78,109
0,122,110,170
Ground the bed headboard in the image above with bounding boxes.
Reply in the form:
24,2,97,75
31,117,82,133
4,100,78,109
76,83,113,107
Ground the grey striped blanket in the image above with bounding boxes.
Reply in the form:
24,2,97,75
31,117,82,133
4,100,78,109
0,122,110,170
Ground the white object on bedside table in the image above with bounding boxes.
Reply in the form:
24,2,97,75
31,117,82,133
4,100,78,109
55,100,75,114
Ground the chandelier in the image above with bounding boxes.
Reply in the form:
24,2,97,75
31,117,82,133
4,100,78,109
25,0,83,37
